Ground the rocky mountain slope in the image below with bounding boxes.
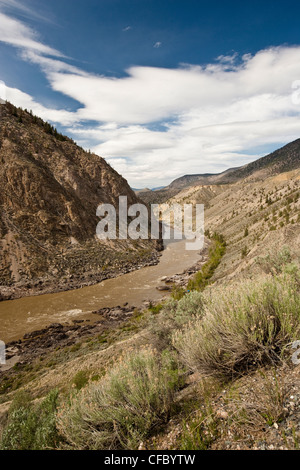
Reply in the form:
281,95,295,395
169,139,300,191
219,139,300,183
160,170,300,284
0,130,299,451
139,139,300,203
138,138,300,285
0,102,159,300
167,167,241,191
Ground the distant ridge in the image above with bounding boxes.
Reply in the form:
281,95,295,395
169,139,300,190
138,139,300,204
168,167,241,190
222,139,300,182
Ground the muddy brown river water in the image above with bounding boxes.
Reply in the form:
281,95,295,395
0,239,202,343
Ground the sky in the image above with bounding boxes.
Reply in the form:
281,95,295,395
1,0,300,188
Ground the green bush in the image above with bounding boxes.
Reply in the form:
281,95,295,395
173,271,300,380
256,246,294,275
73,371,89,390
171,285,186,300
188,234,226,291
1,390,59,450
57,349,181,450
148,302,164,314
175,291,204,324
148,291,204,351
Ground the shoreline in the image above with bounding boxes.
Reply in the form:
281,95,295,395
0,246,209,373
0,249,162,302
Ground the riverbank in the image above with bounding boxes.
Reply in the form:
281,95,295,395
0,249,162,302
0,244,209,376
0,238,207,344
1,246,299,451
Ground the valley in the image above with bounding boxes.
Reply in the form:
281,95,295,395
1,0,300,455
0,103,299,451
0,103,161,301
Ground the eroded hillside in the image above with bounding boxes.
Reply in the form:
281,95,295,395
0,103,160,299
160,168,300,281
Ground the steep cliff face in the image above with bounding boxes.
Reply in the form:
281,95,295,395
0,103,158,296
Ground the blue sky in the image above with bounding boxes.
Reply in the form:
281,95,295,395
1,0,300,187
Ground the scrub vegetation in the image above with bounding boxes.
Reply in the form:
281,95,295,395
1,246,299,450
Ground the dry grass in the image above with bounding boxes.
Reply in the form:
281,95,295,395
57,348,181,450
173,270,300,380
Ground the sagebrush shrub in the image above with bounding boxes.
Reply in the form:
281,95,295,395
1,390,59,450
173,271,300,379
148,291,204,351
57,349,181,450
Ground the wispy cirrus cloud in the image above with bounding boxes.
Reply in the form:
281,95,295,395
0,0,36,15
0,7,77,124
0,11,62,55
0,0,55,24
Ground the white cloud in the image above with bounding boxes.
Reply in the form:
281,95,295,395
0,0,55,23
0,11,62,55
1,8,300,187
52,46,300,186
1,83,78,125
153,41,162,48
0,11,79,125
39,47,300,128
21,49,86,75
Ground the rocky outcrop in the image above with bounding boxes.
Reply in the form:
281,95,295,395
0,102,160,296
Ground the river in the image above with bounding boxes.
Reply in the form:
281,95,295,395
0,239,201,343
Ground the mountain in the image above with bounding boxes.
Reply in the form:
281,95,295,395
167,167,241,191
218,139,300,182
0,102,159,299
159,152,300,283
133,187,151,193
168,140,300,191
138,140,300,204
